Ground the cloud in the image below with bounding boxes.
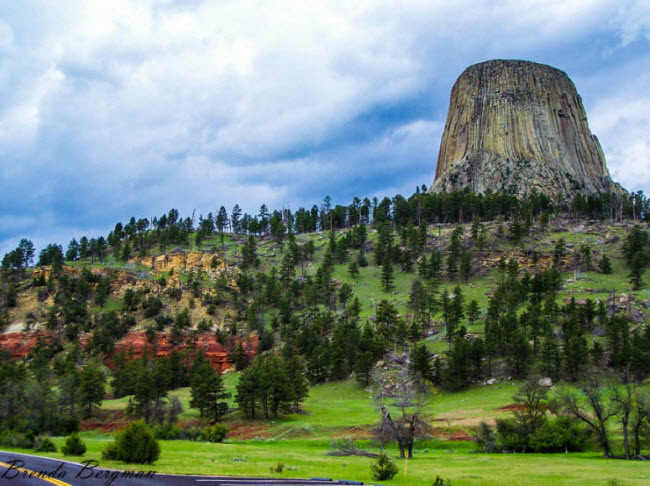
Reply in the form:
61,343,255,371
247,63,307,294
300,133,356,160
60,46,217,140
591,96,650,193
0,0,648,255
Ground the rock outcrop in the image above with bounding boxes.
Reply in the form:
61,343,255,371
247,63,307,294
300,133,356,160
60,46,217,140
129,250,227,273
431,59,623,201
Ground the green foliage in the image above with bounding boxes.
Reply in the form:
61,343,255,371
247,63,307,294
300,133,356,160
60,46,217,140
103,420,160,464
79,360,107,418
370,453,398,481
236,354,308,419
204,423,228,443
528,416,585,453
433,476,452,486
34,436,57,452
623,226,648,289
0,431,35,449
190,351,230,421
472,421,497,453
62,432,87,456
153,423,182,440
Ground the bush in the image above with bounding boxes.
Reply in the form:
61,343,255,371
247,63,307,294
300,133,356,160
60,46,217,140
204,423,228,443
34,437,57,453
496,419,528,452
153,423,182,440
101,441,120,461
433,477,451,486
0,431,35,449
472,421,497,453
56,415,80,436
370,454,398,481
61,433,86,456
271,462,284,473
181,426,204,441
529,417,584,453
103,421,160,464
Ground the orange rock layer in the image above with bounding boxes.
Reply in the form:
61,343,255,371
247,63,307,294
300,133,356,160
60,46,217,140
0,331,257,373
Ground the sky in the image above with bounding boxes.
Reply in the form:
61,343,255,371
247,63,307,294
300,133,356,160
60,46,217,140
1,0,649,256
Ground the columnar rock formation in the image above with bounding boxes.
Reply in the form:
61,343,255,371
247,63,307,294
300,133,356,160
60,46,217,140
431,59,622,201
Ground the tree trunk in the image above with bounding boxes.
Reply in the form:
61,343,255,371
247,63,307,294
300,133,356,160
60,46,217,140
381,406,405,458
622,418,630,459
599,430,611,458
633,425,641,457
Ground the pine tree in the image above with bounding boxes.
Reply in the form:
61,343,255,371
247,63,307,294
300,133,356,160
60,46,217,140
460,250,472,283
356,351,374,387
284,356,309,409
409,344,433,384
79,360,107,418
380,255,394,292
348,260,360,281
467,299,480,325
190,351,230,421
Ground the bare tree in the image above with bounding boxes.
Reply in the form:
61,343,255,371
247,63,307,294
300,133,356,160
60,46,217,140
613,382,650,459
631,392,650,457
558,380,617,458
612,382,635,459
373,365,432,459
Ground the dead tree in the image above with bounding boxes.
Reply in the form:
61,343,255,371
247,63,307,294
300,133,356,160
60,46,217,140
373,365,432,459
559,379,617,458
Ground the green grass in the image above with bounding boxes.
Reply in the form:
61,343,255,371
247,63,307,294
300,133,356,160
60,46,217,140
5,436,650,485
98,377,549,442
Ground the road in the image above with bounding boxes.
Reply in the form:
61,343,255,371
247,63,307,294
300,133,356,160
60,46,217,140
0,452,368,486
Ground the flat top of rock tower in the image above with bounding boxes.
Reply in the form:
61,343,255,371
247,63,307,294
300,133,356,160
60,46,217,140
457,59,572,85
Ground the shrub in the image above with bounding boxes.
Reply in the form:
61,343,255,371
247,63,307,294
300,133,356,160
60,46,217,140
103,421,160,464
153,423,182,441
101,441,120,461
56,415,80,436
61,433,86,456
204,424,228,443
370,454,398,481
472,421,497,453
271,463,284,473
529,417,584,453
0,431,35,449
34,437,57,453
181,426,204,441
433,476,451,486
496,419,528,452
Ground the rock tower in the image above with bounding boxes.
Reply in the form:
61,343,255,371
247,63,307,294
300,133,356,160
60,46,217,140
431,59,621,201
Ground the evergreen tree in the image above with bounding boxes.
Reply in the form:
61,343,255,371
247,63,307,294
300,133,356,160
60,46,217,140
409,344,433,384
190,351,230,421
467,299,480,325
460,250,472,283
507,328,532,379
348,260,360,281
79,360,107,418
380,255,394,292
356,351,374,387
284,355,309,409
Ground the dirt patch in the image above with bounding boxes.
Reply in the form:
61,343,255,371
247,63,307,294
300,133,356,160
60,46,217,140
226,421,272,440
431,427,473,442
447,430,473,441
79,409,127,432
331,426,374,440
498,404,526,412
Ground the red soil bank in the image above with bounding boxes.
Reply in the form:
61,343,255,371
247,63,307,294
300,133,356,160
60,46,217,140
0,331,257,372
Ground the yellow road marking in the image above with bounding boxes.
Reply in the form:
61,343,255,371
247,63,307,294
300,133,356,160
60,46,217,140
0,460,72,486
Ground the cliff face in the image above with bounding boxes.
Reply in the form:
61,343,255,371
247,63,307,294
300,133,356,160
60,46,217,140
431,60,621,201
129,250,227,273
